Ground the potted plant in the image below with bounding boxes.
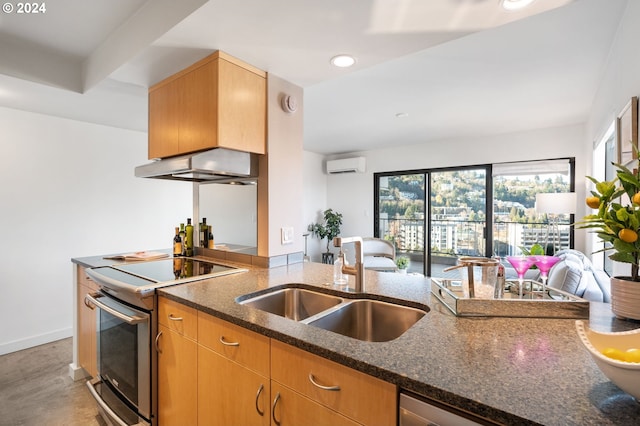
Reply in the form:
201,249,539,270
309,209,343,264
579,159,640,320
519,243,546,256
396,256,409,273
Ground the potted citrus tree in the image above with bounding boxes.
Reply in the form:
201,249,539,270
579,159,640,320
309,209,343,264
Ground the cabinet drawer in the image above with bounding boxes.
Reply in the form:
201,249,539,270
158,297,197,339
271,340,397,426
77,266,100,292
197,312,269,377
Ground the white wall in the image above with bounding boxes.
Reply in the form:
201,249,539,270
584,0,640,261
258,74,305,257
302,150,328,262
200,184,257,246
323,123,588,253
0,106,191,354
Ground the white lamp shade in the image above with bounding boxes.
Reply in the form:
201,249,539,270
535,192,577,215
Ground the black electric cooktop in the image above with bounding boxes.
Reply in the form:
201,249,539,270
86,257,245,295
113,257,236,283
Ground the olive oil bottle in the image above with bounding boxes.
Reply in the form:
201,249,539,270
179,223,186,256
185,218,194,257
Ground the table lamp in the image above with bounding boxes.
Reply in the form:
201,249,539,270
535,192,577,254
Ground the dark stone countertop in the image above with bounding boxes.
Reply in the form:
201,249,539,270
73,255,640,425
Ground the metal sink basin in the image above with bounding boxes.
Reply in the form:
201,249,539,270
238,286,428,342
306,299,427,342
239,287,343,321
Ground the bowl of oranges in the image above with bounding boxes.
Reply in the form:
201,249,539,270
575,320,640,400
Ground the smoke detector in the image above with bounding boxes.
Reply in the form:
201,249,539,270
281,94,298,113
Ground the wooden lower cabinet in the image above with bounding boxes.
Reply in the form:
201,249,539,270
197,311,270,377
156,303,398,426
198,345,270,426
271,340,397,426
157,324,197,426
157,297,198,425
77,267,99,378
271,381,359,426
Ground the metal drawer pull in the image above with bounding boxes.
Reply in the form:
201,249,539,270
308,373,341,391
168,313,183,321
219,336,240,346
255,384,265,416
271,392,281,426
155,331,163,354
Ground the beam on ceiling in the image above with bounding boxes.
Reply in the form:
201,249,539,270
82,0,209,92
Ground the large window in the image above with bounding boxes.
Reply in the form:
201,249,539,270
376,174,426,274
374,158,574,277
592,122,616,275
493,159,574,257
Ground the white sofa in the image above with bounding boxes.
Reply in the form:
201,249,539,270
546,249,611,302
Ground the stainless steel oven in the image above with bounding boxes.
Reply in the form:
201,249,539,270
85,292,153,426
85,257,245,426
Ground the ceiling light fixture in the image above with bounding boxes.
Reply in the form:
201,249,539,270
501,0,536,11
330,54,356,68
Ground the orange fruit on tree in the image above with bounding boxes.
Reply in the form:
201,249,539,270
633,193,640,204
586,196,600,209
619,228,638,243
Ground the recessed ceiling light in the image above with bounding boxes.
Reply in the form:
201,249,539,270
330,54,356,68
501,0,536,11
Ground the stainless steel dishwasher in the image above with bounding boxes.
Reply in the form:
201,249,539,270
399,392,487,426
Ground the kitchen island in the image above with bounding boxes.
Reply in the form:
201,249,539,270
73,255,640,425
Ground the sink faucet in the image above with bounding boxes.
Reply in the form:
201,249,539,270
333,236,365,292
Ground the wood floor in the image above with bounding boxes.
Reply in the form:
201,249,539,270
0,338,104,426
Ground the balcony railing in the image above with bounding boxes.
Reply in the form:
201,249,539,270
380,217,571,260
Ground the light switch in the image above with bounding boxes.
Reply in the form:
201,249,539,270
281,227,294,245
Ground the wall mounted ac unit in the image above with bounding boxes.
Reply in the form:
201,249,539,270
326,157,366,174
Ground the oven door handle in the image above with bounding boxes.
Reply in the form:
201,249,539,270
85,293,148,325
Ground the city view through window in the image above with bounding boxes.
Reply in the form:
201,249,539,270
376,159,574,275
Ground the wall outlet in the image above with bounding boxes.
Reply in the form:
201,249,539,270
281,227,294,245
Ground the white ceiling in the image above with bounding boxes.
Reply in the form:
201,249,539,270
0,0,629,154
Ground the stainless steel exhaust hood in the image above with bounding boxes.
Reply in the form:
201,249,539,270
135,148,258,184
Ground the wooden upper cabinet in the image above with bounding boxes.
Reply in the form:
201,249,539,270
148,51,266,159
148,79,180,159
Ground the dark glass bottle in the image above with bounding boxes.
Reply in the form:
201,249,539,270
208,226,214,249
201,217,208,247
173,227,182,256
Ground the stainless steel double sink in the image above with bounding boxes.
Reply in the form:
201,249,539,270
237,286,428,342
